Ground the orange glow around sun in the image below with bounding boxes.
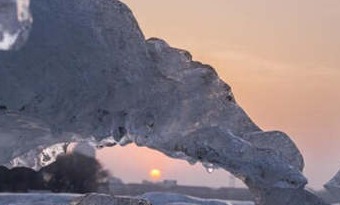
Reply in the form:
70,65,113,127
149,169,161,181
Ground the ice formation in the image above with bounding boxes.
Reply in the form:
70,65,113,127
325,170,340,191
6,143,68,170
324,170,340,202
0,0,329,204
0,192,256,205
141,192,254,205
0,193,150,205
0,0,32,50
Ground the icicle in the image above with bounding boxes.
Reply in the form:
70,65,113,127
202,162,215,174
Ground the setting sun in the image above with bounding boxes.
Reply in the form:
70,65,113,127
149,169,162,181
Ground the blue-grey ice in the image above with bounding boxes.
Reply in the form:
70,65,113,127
0,0,330,204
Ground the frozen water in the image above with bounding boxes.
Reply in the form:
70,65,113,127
0,0,32,50
202,162,216,174
141,192,254,205
0,30,19,50
0,193,80,205
0,0,329,204
324,170,340,202
6,143,67,170
325,170,340,190
0,193,150,205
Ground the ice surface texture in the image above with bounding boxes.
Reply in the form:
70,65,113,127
0,193,150,205
141,192,254,205
325,170,340,202
0,0,32,50
0,0,328,204
0,193,79,205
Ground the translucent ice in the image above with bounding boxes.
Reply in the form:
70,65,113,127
0,0,328,204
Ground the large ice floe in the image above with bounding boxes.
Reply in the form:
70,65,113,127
0,0,330,204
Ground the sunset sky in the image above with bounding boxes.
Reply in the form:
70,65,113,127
98,0,340,190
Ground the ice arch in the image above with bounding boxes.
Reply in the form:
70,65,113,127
0,0,328,204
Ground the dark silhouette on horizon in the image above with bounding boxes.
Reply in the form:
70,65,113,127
0,153,109,193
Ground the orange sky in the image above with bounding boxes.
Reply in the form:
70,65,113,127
98,0,340,189
97,144,238,188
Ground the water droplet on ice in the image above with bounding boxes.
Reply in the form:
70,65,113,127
188,158,198,165
206,167,214,174
203,162,215,174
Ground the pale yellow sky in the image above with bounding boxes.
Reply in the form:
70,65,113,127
99,0,340,189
